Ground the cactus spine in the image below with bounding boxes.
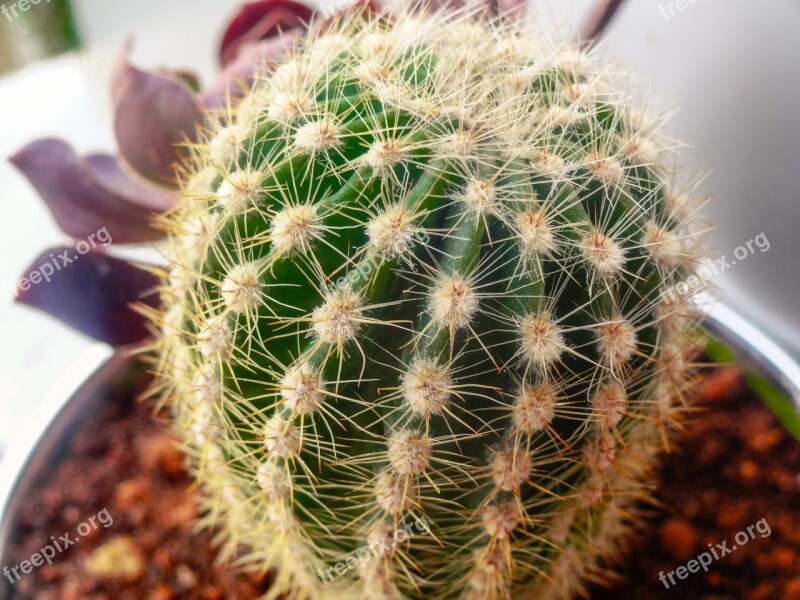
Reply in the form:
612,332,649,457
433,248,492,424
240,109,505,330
156,7,702,599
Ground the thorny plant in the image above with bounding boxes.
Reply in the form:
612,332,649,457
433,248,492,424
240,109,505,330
150,4,707,599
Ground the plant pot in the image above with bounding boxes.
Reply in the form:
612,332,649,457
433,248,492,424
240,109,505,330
1,303,798,598
0,345,118,553
701,298,800,412
0,346,269,598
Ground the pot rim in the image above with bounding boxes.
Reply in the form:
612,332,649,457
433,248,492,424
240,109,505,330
700,295,800,410
0,302,798,562
0,344,119,558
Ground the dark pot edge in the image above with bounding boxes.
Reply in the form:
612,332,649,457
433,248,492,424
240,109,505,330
0,346,128,559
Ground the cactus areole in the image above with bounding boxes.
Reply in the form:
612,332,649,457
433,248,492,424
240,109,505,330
156,7,702,599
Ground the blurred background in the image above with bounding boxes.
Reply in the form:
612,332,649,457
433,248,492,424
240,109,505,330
0,0,798,454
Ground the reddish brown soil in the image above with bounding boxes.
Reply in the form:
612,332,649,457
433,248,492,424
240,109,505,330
595,366,800,599
3,365,799,599
2,367,270,600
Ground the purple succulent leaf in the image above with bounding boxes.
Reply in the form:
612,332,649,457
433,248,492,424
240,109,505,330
84,153,175,212
111,44,204,185
202,34,298,111
422,0,466,11
579,0,629,47
15,246,160,346
413,0,524,15
10,138,170,244
219,0,313,66
495,0,527,16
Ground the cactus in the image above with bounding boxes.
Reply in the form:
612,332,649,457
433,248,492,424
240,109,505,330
156,7,702,599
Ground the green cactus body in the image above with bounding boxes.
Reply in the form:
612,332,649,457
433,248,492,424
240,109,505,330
158,8,701,600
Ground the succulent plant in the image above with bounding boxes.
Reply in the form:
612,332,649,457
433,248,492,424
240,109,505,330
155,6,702,599
11,0,314,343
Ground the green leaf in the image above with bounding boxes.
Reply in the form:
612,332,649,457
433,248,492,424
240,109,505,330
705,339,800,441
746,373,800,441
705,339,736,364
